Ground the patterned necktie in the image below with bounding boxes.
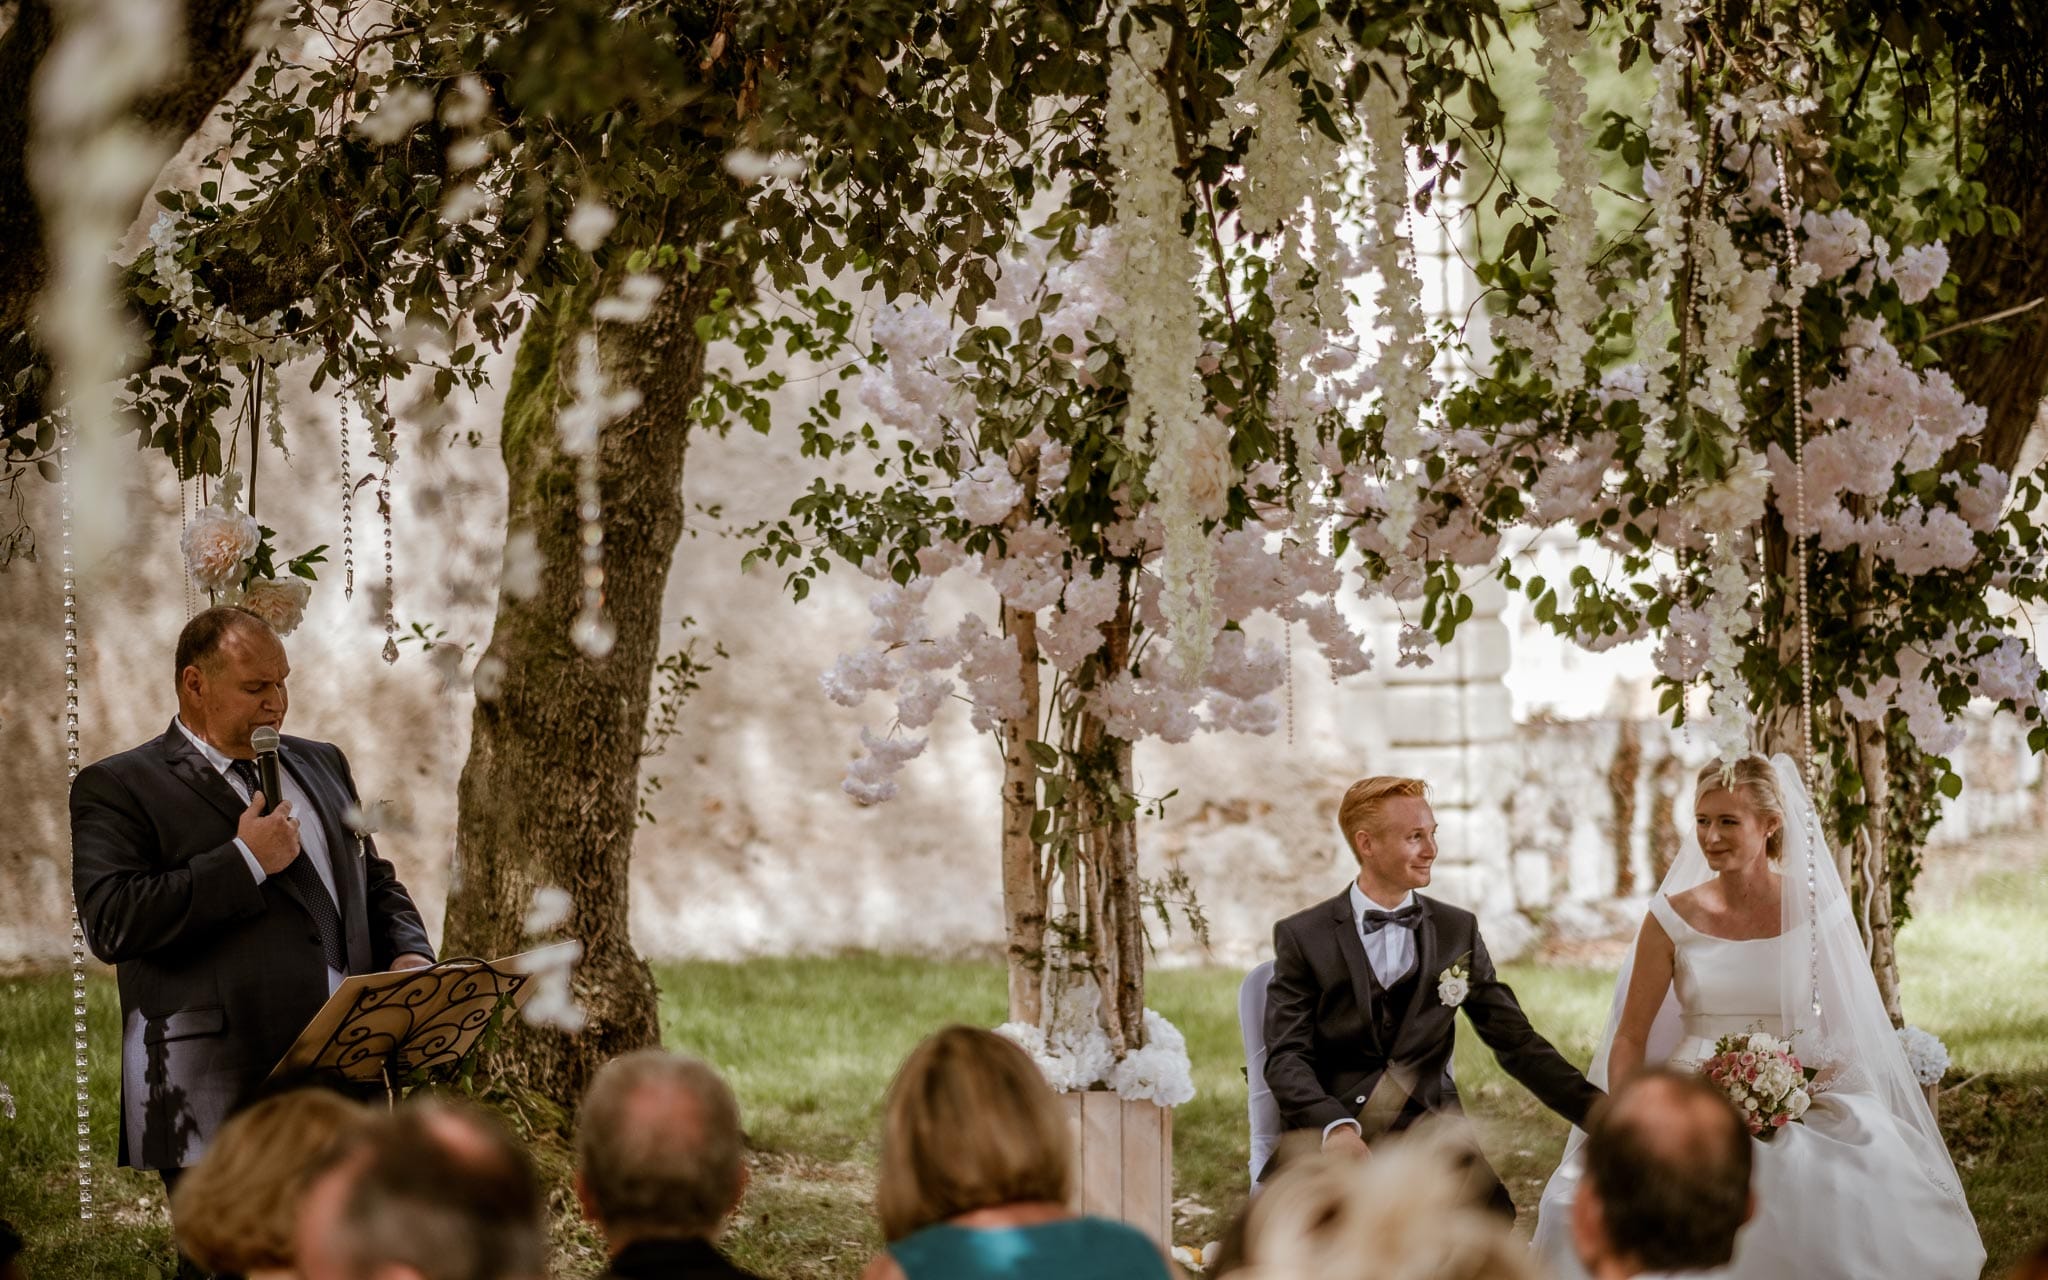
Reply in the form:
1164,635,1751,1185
1359,902,1424,935
229,758,347,973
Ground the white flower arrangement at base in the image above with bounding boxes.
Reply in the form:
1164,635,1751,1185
996,974,1195,1107
1897,1025,1951,1088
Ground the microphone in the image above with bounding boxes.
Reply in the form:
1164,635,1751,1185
250,726,284,816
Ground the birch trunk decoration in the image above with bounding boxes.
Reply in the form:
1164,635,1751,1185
1001,448,1047,1027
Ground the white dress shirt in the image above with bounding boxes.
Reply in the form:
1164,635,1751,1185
176,718,345,993
1351,882,1419,985
1325,884,1422,1143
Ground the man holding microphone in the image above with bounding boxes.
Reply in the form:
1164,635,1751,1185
72,605,434,1199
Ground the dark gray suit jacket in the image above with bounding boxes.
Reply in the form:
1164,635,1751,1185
1263,888,1600,1169
72,720,434,1170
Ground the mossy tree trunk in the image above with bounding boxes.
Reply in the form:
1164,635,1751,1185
441,225,734,1107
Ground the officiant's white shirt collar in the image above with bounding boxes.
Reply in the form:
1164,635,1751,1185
176,716,238,770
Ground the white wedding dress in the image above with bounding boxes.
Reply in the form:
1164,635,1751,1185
1532,894,1987,1279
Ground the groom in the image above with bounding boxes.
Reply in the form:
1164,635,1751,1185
1264,775,1601,1210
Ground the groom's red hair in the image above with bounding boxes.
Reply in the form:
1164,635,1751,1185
1338,776,1429,860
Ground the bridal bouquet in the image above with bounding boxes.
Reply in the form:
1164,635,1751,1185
1703,1031,1821,1140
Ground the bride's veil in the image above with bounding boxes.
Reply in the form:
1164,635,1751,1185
1538,752,1968,1226
1768,753,1967,1207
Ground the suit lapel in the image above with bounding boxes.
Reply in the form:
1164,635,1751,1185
1330,890,1383,1053
1398,895,1444,1046
279,743,369,970
157,721,248,828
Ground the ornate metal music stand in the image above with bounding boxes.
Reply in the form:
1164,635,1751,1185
266,953,545,1097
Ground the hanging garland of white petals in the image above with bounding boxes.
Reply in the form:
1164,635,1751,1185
1526,0,1600,388
1628,0,1702,477
1106,9,1223,681
1358,53,1436,557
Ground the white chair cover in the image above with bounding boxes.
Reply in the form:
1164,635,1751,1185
1238,959,1282,1191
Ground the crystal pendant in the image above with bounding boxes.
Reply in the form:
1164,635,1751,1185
382,636,400,664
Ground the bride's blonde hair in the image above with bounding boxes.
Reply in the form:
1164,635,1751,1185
1694,755,1786,861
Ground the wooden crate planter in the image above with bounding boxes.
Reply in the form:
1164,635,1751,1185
1059,1091,1173,1248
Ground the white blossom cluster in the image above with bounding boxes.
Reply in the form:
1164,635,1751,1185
1763,316,1990,577
182,503,260,594
1896,1025,1951,1087
821,520,1370,799
830,240,1376,803
1105,10,1223,679
1837,628,2044,756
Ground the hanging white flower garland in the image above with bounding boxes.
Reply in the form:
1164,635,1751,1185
1359,53,1436,557
1105,9,1222,680
1629,0,1702,477
1531,0,1600,389
1236,23,1357,534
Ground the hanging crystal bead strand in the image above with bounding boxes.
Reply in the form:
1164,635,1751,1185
340,396,355,600
1776,142,1823,1022
60,418,93,1221
380,457,397,664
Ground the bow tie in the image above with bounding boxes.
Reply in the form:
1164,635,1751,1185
1359,903,1423,935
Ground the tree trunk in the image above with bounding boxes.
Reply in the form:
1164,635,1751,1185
1609,718,1641,896
1851,711,1904,1025
441,243,728,1107
1001,608,1045,1025
1945,34,2048,473
1097,586,1143,1053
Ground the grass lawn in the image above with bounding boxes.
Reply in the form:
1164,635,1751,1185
4,842,2042,1278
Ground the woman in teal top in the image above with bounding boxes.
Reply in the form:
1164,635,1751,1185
860,1026,1176,1280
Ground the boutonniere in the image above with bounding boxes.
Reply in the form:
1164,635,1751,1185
1437,953,1473,1009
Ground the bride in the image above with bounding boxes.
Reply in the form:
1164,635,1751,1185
1533,753,1985,1279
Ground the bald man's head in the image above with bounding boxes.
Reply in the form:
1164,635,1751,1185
1576,1069,1753,1275
576,1050,746,1247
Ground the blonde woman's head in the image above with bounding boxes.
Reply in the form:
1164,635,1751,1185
171,1087,370,1274
875,1025,1072,1242
1694,755,1786,867
1232,1127,1539,1280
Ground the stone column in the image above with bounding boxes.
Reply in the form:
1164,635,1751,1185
1370,580,1523,943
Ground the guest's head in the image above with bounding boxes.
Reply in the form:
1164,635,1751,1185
0,1215,23,1280
876,1025,1071,1242
1573,1068,1755,1279
1232,1134,1538,1280
170,1087,369,1278
2007,1237,2048,1280
1337,775,1436,895
575,1049,749,1252
175,605,288,758
296,1096,545,1280
1695,755,1785,870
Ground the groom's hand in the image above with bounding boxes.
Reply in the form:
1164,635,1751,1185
1323,1125,1370,1158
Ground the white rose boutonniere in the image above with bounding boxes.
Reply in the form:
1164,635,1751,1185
1437,954,1472,1009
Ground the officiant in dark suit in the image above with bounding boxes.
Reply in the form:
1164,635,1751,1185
1264,775,1601,1213
71,605,434,1191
